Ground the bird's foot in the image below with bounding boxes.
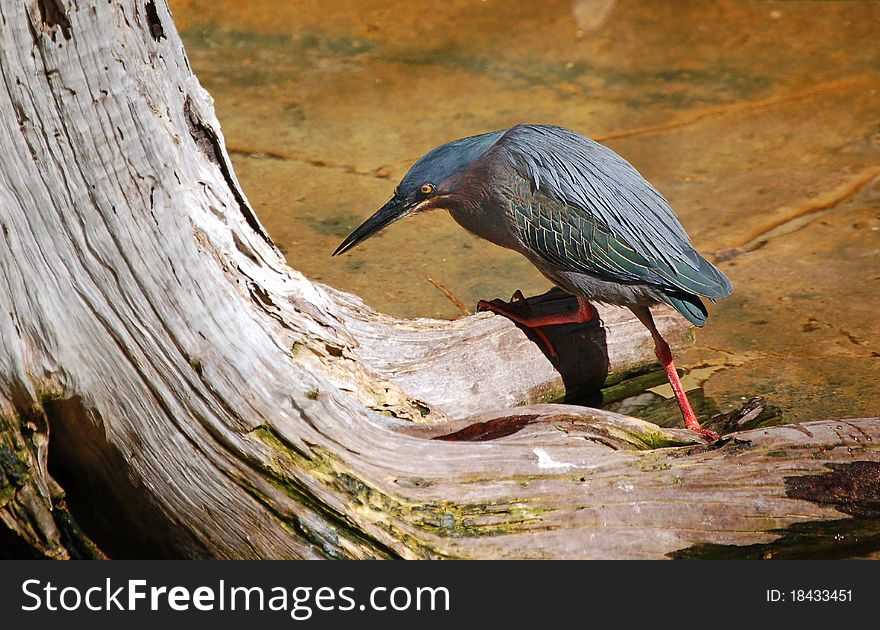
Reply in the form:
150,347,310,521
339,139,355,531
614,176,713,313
478,290,533,316
477,295,557,357
477,292,596,359
684,416,720,442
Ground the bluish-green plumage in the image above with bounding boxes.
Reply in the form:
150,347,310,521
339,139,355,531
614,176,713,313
335,124,732,326
499,126,731,305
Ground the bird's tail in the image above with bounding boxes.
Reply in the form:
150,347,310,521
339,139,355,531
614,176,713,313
665,291,709,327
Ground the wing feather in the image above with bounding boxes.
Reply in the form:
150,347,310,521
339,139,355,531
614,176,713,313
499,124,732,299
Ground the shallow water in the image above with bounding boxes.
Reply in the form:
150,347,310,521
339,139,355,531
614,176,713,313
171,0,880,424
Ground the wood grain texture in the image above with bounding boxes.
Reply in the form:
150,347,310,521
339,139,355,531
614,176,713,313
1,0,877,559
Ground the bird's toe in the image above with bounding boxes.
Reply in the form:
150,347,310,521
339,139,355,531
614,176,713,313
690,426,720,442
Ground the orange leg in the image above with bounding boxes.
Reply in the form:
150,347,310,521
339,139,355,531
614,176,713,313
477,292,595,358
629,306,719,441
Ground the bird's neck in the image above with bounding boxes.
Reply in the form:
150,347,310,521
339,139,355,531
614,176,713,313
444,185,521,251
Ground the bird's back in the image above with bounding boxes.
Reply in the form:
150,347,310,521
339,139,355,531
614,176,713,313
474,125,732,324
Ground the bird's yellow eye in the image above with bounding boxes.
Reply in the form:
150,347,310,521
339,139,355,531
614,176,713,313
420,183,435,195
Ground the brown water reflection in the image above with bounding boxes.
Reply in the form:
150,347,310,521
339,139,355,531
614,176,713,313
171,0,880,424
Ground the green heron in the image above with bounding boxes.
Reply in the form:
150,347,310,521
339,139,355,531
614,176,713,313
334,124,732,440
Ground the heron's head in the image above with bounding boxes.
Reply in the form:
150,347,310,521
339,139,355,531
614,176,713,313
333,130,504,256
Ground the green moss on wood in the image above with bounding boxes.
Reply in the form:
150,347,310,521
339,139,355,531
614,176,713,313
409,499,556,538
0,412,32,508
603,364,658,389
0,443,30,506
250,423,561,557
616,426,696,450
247,426,402,558
601,369,668,405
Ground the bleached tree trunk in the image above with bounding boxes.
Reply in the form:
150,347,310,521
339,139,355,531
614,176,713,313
1,0,877,559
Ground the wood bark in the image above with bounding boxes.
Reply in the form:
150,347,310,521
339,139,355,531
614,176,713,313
1,0,878,559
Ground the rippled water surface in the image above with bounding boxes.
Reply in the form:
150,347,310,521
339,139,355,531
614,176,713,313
171,0,880,424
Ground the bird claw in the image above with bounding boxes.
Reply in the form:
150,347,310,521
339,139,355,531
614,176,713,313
477,296,558,358
687,424,720,442
477,290,533,317
476,299,500,313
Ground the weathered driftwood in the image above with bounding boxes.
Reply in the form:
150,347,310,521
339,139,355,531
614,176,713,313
1,1,879,560
335,285,693,420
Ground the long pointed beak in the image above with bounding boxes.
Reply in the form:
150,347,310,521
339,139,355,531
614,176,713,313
332,197,411,256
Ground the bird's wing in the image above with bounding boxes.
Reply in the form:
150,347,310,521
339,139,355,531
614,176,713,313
498,125,732,299
508,191,663,285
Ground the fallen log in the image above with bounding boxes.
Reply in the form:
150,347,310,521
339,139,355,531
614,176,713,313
1,0,878,560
